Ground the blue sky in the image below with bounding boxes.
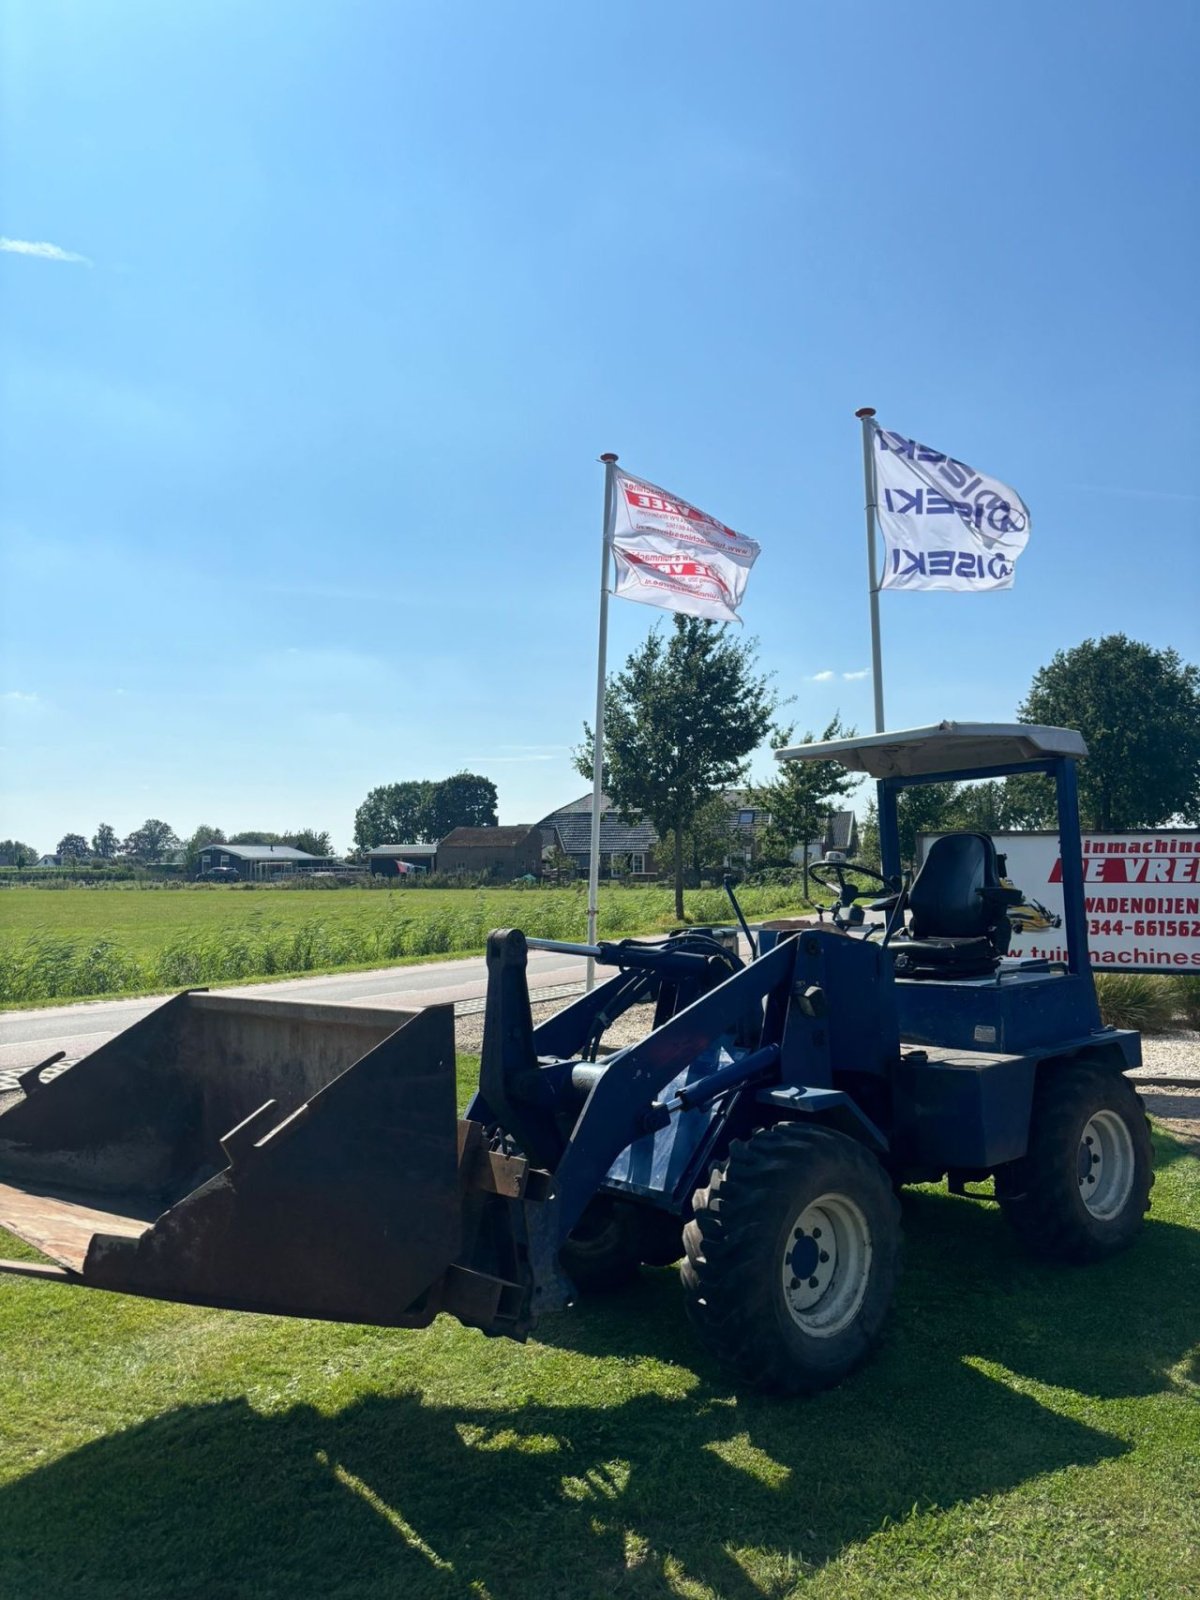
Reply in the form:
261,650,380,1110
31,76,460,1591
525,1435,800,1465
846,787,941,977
1,0,1197,854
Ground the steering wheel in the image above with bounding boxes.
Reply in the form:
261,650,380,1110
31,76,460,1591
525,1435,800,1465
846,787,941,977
808,859,900,912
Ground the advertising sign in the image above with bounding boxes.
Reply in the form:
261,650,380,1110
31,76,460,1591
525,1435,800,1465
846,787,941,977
917,830,1200,973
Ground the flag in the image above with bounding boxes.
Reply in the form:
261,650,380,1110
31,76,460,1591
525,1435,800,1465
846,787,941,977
872,424,1030,592
608,469,761,623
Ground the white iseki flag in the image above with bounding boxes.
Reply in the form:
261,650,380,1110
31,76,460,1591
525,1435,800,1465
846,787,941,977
608,470,761,623
873,424,1030,592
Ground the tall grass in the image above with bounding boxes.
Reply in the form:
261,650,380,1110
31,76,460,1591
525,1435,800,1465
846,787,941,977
1092,972,1178,1035
0,885,810,1004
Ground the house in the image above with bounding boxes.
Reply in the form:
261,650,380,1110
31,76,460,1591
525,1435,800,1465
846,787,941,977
195,843,330,880
368,843,439,878
34,854,62,869
437,825,543,881
539,794,658,879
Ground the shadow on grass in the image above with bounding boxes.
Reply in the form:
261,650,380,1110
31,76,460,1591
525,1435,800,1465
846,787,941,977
2,1180,1197,1600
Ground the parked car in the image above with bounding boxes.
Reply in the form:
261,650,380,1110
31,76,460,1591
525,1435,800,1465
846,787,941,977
197,866,241,883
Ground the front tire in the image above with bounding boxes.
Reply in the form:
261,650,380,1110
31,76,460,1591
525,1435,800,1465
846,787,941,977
995,1061,1153,1262
681,1124,901,1395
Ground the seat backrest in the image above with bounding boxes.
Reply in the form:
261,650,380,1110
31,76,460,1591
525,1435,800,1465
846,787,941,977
908,832,1003,940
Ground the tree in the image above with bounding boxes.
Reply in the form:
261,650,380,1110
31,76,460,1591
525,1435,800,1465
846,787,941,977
857,785,962,875
120,819,181,864
282,829,332,858
91,823,119,859
56,833,91,863
659,792,744,883
895,782,961,870
228,831,283,846
353,781,434,849
748,717,857,897
576,615,779,918
352,775,498,850
185,825,226,874
1018,634,1200,829
0,839,38,868
423,773,499,840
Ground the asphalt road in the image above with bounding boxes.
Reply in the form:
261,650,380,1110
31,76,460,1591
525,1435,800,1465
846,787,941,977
0,950,591,1081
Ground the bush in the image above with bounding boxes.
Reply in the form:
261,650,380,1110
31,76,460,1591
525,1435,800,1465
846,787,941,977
1170,975,1200,1031
1093,973,1176,1035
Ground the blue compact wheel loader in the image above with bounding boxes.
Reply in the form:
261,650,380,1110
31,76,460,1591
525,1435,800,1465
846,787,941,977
0,724,1153,1394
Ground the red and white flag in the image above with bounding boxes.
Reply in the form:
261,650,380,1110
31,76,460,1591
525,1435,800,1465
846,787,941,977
608,470,760,623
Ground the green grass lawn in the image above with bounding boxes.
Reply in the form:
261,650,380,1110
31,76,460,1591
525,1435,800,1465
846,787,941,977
0,884,815,1006
0,1060,1196,1600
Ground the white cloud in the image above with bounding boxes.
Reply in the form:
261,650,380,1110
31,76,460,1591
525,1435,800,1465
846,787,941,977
2,690,39,703
466,753,560,764
0,237,91,265
808,670,836,682
842,669,869,681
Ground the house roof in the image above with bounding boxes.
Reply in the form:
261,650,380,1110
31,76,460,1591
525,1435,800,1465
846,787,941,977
551,813,658,856
440,826,539,848
540,792,614,820
204,844,321,862
825,809,857,851
368,843,438,857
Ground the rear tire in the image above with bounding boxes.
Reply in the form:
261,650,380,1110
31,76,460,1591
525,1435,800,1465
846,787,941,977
995,1061,1153,1262
681,1123,901,1395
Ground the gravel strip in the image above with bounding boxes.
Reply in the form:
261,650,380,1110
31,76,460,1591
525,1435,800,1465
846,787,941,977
1132,1032,1200,1082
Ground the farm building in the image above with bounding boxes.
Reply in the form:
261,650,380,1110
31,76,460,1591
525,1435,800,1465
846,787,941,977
368,843,439,878
195,843,330,880
539,794,658,879
437,826,542,881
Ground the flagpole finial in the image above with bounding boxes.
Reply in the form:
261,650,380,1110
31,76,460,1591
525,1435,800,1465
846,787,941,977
855,407,876,419
599,452,619,463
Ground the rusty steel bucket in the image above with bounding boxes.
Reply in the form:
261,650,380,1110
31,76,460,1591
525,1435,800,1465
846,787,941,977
0,992,467,1326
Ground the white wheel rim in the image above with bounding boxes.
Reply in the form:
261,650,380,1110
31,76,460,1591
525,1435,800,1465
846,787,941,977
780,1192,872,1337
1078,1110,1135,1221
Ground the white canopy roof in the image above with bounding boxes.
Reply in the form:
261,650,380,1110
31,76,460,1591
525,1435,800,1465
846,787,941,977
775,721,1087,780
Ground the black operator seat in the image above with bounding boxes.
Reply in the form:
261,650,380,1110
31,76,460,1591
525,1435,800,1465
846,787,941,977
891,832,1022,980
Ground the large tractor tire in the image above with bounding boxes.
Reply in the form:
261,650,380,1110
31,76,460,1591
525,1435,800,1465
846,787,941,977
560,1197,643,1292
995,1060,1153,1262
681,1123,901,1395
560,1199,685,1290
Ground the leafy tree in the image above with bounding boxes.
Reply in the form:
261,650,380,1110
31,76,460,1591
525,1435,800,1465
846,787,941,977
858,786,962,875
576,616,779,918
228,831,283,846
749,717,857,897
282,829,333,858
56,833,91,862
91,823,119,859
185,825,227,873
423,773,499,840
659,792,744,883
120,819,181,864
353,775,498,850
0,839,38,868
1018,634,1200,829
896,782,961,870
354,781,434,849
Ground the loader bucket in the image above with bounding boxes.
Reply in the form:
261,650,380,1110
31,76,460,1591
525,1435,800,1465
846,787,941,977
0,992,463,1326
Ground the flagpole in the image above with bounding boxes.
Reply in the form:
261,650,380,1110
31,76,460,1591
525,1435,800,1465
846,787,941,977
586,453,619,991
856,406,886,733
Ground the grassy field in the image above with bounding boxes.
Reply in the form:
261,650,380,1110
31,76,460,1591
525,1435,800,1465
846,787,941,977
0,1054,1196,1600
0,884,813,1006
